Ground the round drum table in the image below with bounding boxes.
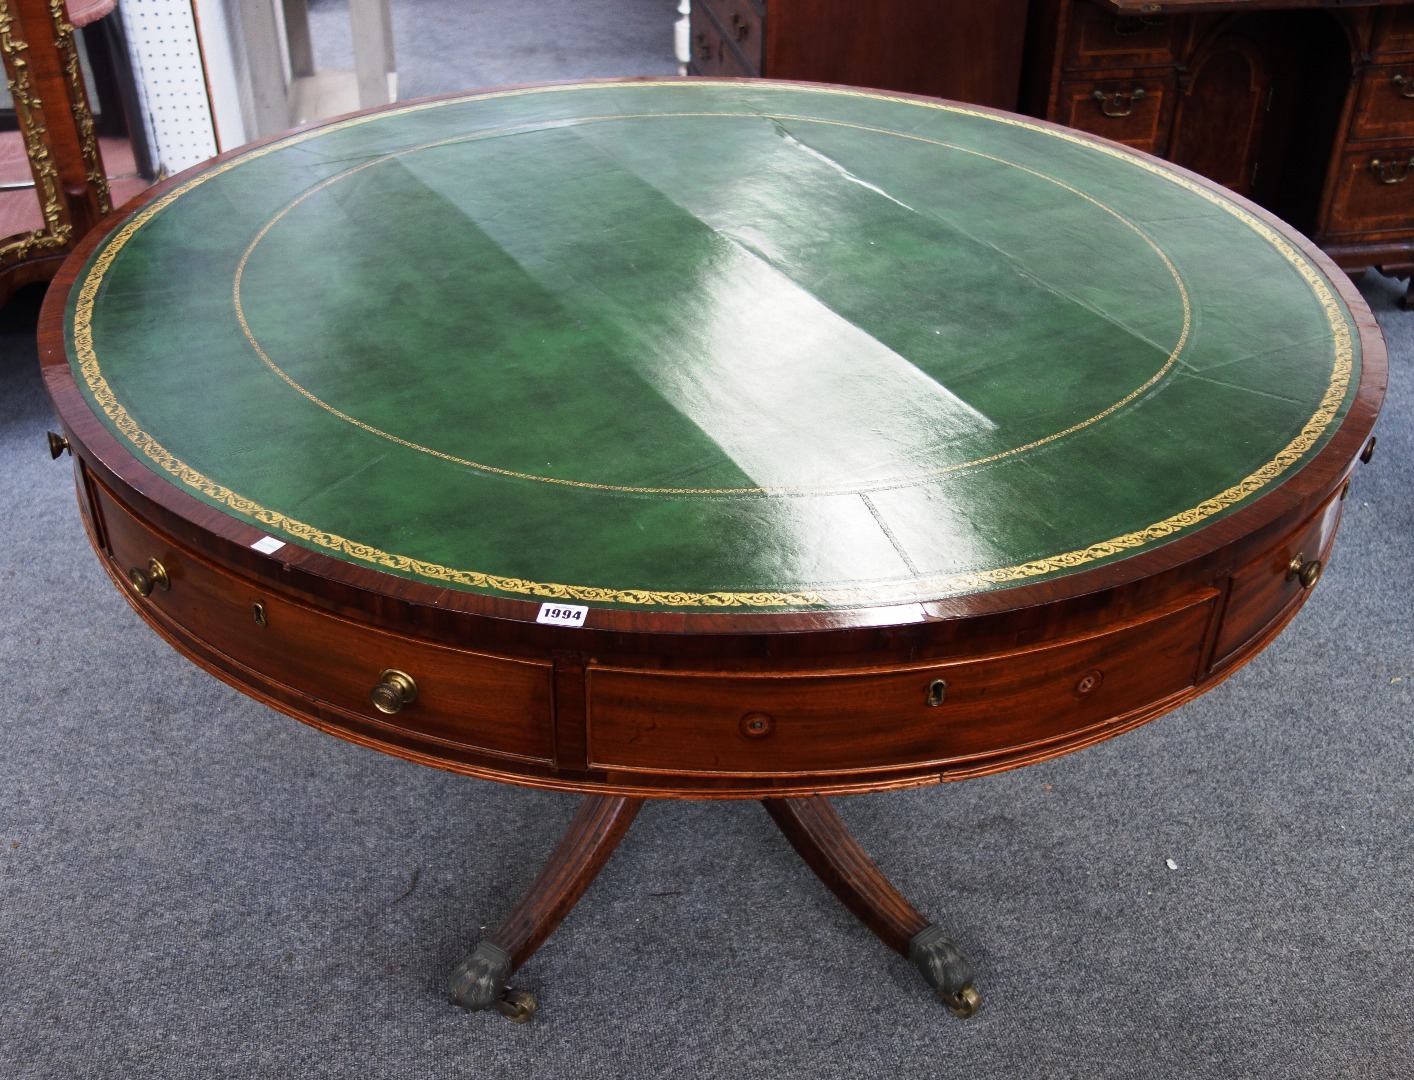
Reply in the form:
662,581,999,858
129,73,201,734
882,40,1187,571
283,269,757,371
40,79,1385,1021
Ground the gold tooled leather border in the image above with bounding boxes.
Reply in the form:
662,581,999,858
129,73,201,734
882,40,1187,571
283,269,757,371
69,81,1354,609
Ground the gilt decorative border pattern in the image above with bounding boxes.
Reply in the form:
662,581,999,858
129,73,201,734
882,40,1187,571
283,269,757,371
0,0,70,267
69,82,1357,609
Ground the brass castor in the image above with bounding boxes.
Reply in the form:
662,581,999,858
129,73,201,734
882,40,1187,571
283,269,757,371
491,987,537,1024
941,984,981,1019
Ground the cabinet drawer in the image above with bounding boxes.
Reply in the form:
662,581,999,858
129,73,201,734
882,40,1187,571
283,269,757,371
1064,5,1183,70
89,479,556,766
1324,146,1414,238
689,6,755,78
1349,65,1414,142
696,0,763,71
1211,492,1345,670
586,593,1216,778
1057,77,1174,152
1373,7,1414,59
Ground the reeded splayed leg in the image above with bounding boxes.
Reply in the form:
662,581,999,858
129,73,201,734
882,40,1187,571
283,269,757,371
449,794,644,1022
762,795,979,1018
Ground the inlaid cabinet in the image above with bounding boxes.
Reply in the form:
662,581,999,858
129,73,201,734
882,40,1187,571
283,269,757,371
1024,0,1414,300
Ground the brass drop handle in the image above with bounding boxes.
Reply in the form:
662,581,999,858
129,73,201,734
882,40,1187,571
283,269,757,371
370,669,418,714
1369,156,1414,184
128,557,169,597
1393,74,1414,99
47,431,70,458
1092,87,1146,118
1286,553,1322,590
1360,435,1377,464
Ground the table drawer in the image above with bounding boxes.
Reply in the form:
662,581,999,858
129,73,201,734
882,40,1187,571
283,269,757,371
586,593,1216,778
689,6,755,78
1064,6,1183,70
696,0,763,71
1349,65,1414,143
1211,491,1345,670
1057,76,1174,153
1324,146,1414,238
88,479,556,765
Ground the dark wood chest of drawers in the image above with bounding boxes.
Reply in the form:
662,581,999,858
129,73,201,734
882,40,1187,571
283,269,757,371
1025,0,1414,289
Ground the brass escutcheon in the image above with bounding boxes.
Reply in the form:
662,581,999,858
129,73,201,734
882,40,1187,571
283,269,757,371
128,558,169,597
1286,553,1322,590
251,602,267,627
926,679,947,707
370,669,418,714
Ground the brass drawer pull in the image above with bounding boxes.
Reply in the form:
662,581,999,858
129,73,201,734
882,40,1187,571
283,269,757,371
47,431,70,458
1393,74,1414,99
128,557,169,597
1286,553,1322,590
1369,156,1414,184
370,669,418,714
1091,87,1146,118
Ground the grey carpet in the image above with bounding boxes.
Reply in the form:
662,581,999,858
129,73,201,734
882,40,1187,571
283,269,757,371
3,3,1412,1076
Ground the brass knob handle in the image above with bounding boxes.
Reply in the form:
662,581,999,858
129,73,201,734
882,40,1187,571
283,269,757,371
47,431,70,458
1393,73,1414,99
1091,87,1145,118
1286,553,1322,590
739,712,774,738
370,669,418,714
127,558,169,597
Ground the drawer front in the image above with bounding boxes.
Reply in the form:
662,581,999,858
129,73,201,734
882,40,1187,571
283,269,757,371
696,0,763,71
89,480,556,765
1324,146,1414,237
1349,65,1414,142
1373,7,1414,59
1058,77,1174,152
586,594,1216,778
1065,5,1182,70
1211,492,1345,669
688,7,754,78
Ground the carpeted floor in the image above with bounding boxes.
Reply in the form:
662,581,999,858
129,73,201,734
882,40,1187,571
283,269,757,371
1,3,1411,1077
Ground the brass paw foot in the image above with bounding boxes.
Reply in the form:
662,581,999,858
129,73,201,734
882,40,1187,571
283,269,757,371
908,924,979,1019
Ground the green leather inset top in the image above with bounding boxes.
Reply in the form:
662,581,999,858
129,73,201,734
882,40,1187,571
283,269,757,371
66,81,1360,610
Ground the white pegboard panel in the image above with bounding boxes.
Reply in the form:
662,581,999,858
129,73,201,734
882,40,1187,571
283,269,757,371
119,0,219,174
